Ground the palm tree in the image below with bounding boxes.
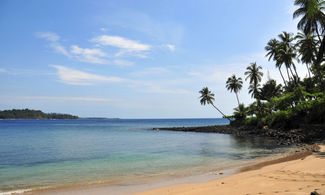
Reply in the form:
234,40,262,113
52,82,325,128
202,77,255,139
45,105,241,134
226,75,243,107
277,32,299,81
295,31,317,78
248,83,261,99
199,87,230,121
245,62,263,99
233,103,247,120
293,0,325,68
293,0,325,41
265,38,287,86
277,43,299,83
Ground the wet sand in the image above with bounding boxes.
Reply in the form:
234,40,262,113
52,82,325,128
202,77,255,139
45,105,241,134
132,145,325,195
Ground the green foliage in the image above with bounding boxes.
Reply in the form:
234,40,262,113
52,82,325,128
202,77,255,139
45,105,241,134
0,109,78,119
245,117,259,126
233,104,247,120
259,79,282,101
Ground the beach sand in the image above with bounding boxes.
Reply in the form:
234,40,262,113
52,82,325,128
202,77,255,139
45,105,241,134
132,145,325,195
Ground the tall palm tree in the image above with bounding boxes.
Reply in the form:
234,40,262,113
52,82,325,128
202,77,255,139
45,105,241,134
245,62,263,99
199,87,230,121
277,43,299,82
226,75,243,107
293,0,325,41
277,32,299,81
295,31,317,77
265,38,287,86
293,0,325,67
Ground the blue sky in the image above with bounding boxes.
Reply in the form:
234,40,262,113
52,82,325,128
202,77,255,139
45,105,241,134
0,0,307,118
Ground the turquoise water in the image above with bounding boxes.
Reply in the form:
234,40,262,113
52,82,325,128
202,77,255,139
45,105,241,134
0,119,289,193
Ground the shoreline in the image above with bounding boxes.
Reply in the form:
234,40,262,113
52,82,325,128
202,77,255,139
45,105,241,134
155,124,325,145
132,144,325,195
14,144,317,195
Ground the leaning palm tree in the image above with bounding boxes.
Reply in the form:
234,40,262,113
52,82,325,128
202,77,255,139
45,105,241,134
295,31,317,78
226,75,243,107
265,38,287,86
245,63,263,99
199,87,230,121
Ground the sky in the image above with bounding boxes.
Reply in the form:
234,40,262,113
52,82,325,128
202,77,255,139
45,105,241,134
0,0,308,118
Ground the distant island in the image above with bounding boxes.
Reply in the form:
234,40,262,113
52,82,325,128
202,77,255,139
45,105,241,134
0,109,78,119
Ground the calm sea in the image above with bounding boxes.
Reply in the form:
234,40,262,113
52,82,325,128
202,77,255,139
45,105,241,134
0,118,289,194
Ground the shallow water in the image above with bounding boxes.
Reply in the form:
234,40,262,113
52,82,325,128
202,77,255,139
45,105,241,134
0,118,290,193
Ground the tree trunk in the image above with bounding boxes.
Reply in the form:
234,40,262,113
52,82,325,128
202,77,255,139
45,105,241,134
286,67,292,82
279,67,287,86
211,103,230,121
316,24,322,43
306,63,311,78
292,63,299,79
316,34,325,83
235,92,240,107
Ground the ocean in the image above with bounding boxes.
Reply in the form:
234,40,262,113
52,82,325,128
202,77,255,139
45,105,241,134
0,118,290,194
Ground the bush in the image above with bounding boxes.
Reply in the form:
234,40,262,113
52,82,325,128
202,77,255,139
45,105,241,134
245,117,259,126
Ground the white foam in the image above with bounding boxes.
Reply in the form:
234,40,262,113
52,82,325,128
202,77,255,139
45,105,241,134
0,189,32,195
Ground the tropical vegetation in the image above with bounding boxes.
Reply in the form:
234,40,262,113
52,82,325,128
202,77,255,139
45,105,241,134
0,109,79,119
200,0,325,129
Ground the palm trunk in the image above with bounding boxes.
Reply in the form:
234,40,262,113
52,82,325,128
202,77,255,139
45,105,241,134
306,63,311,78
316,24,322,44
211,103,230,121
288,66,298,84
278,67,287,86
286,67,292,82
235,92,240,107
291,63,299,79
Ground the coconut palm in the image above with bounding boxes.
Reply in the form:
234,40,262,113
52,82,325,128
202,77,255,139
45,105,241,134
277,32,299,81
277,43,299,83
295,31,317,77
199,87,230,121
293,0,325,41
245,62,263,99
265,38,287,86
226,75,243,107
293,0,325,66
233,104,247,120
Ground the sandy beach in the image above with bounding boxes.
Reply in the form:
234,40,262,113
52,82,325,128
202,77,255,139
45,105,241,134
132,145,325,195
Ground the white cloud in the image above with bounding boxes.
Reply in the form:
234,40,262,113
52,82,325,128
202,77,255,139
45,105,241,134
139,85,189,94
50,65,124,85
92,35,151,57
37,31,71,57
70,45,108,64
92,35,150,51
113,59,134,67
51,43,71,57
20,96,116,102
36,32,60,42
50,65,189,95
130,67,168,77
37,32,109,64
165,44,175,51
